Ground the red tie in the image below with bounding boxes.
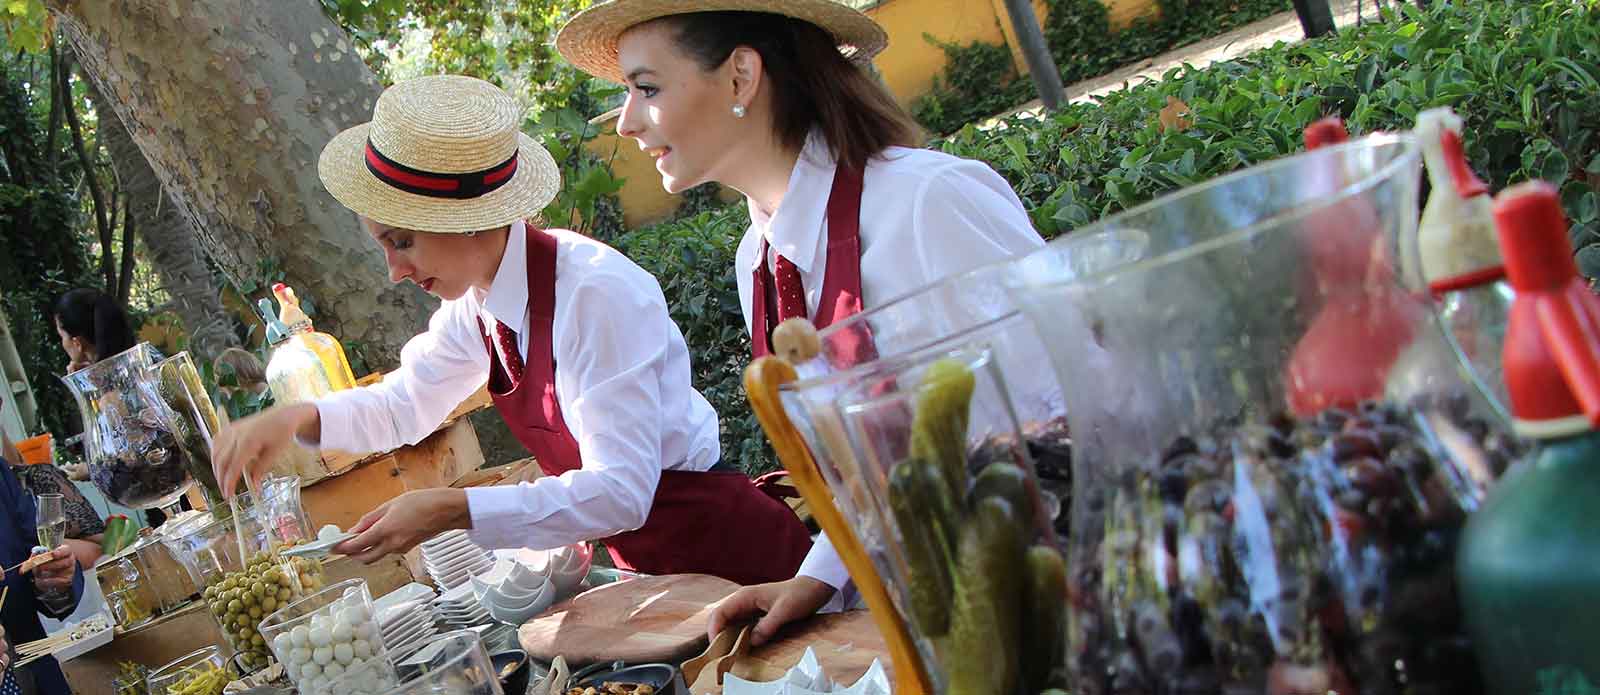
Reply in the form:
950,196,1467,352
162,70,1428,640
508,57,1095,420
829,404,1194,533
774,254,808,321
495,320,524,385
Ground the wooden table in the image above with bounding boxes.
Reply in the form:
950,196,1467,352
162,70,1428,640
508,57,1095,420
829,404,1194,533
59,555,413,695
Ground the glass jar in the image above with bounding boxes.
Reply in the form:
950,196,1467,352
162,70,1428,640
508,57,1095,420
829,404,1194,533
146,646,229,695
389,629,501,695
1005,133,1517,694
163,476,327,671
259,578,396,695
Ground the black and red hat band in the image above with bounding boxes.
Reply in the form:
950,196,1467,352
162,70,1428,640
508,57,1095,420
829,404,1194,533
364,138,519,200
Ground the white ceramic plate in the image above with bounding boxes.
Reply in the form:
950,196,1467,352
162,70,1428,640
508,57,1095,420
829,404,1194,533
383,620,433,648
380,612,432,637
280,532,357,559
374,583,436,611
419,530,470,548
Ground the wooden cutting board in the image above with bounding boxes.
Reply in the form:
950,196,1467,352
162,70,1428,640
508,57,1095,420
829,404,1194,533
518,574,740,667
716,611,892,693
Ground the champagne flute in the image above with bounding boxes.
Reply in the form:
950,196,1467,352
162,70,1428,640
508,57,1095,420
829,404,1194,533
35,493,65,550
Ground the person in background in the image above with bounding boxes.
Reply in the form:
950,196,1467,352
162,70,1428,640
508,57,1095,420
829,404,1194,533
0,431,103,574
50,289,135,376
0,448,86,695
556,0,1046,644
51,289,187,529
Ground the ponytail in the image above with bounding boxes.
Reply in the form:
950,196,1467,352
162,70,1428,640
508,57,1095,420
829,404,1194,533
52,288,136,363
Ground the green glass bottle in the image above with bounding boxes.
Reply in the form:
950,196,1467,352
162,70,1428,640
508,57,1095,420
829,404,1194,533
1459,181,1600,695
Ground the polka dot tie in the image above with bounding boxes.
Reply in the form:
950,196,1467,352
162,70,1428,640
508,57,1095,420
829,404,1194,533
1,669,19,695
774,254,808,321
495,320,524,386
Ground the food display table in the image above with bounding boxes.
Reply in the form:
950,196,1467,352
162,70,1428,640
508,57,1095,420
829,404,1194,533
59,555,412,695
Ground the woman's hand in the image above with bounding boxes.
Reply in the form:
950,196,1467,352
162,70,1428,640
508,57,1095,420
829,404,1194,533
211,403,320,497
30,545,78,594
706,576,835,647
332,489,471,564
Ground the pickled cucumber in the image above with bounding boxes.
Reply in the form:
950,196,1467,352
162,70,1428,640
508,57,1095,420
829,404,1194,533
945,497,1026,695
1023,545,1069,692
910,358,977,501
970,461,1036,528
888,457,959,636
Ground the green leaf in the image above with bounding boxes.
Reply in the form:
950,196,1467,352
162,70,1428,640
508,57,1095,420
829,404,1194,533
1577,245,1600,280
1521,83,1536,125
1541,149,1571,183
1003,135,1028,164
1576,191,1599,225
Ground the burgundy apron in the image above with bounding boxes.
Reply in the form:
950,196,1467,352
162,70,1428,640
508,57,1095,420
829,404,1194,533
479,226,811,586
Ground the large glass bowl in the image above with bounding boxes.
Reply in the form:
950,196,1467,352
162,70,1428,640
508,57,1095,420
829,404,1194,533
1006,133,1517,694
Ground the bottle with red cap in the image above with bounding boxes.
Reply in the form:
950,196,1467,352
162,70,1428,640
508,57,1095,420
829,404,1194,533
1458,180,1600,694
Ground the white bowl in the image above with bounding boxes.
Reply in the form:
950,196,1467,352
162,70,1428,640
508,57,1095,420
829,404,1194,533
493,573,549,602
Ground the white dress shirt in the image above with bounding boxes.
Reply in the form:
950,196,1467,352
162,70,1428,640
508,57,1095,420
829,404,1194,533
735,133,1046,598
314,221,722,551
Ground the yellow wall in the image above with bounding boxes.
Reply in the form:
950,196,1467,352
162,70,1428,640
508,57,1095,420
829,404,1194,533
590,0,1161,229
864,0,1013,111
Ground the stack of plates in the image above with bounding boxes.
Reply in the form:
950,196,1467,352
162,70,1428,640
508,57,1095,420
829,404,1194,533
431,582,493,630
377,598,441,660
420,530,495,590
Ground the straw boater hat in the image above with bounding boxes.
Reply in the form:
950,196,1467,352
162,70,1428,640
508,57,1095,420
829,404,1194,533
557,0,889,90
318,75,561,234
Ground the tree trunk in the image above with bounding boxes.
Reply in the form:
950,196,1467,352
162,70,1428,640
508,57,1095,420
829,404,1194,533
84,76,241,363
45,0,436,371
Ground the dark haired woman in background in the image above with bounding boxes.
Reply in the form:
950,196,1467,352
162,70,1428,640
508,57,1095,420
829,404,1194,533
51,288,135,375
51,288,186,528
557,0,1046,645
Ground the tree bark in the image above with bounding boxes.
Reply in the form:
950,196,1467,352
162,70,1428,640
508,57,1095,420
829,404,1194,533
45,0,436,370
84,76,242,363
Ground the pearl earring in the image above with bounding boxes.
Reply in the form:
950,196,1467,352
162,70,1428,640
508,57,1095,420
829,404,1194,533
732,104,746,118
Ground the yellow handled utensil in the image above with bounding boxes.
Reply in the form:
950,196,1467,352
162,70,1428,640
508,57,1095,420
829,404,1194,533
744,356,930,695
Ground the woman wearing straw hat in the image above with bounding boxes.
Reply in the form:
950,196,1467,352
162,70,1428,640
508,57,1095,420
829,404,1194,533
556,0,1046,643
210,74,813,586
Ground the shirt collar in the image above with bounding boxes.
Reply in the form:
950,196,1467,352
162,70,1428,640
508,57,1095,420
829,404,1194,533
480,219,529,331
746,131,835,273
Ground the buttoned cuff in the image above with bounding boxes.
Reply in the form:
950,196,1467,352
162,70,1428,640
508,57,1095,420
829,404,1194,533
464,485,541,550
795,533,852,590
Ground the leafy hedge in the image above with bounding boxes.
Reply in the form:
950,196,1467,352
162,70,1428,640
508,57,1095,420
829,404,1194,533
612,205,766,473
630,0,1600,474
913,0,1294,134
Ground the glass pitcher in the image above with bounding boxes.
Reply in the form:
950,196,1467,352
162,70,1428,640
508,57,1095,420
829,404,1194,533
61,342,194,514
1006,133,1518,695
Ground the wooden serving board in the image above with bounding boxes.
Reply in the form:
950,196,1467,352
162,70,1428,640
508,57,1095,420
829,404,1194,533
716,611,891,693
518,574,740,667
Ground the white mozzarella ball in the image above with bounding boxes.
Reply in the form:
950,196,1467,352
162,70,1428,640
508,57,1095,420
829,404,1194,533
313,645,333,665
334,642,354,664
309,625,333,647
331,621,355,643
290,625,311,646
